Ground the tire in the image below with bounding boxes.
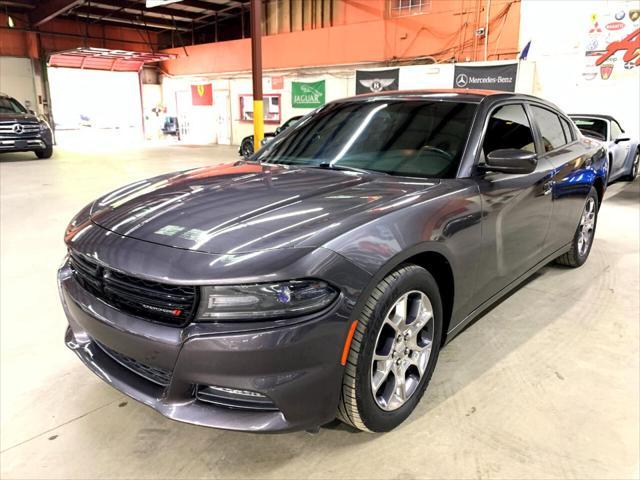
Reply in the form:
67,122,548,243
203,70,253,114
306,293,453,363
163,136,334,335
555,187,599,268
240,138,254,158
624,151,639,181
337,265,443,432
35,144,53,159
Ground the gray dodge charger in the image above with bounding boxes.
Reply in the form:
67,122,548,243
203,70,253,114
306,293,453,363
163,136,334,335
60,90,607,433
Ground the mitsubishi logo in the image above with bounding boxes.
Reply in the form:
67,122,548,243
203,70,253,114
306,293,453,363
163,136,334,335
12,124,24,134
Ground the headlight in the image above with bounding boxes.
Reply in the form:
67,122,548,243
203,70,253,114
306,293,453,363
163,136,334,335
197,279,338,321
39,119,51,132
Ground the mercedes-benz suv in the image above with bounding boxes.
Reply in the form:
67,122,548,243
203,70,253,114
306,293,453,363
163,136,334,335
0,92,54,158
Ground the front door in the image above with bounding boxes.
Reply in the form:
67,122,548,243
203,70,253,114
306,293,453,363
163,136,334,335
473,103,554,304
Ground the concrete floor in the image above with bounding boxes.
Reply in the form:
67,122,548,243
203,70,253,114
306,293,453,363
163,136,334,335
1,144,638,480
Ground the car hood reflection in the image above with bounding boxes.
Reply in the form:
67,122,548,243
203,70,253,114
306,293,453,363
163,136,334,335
89,162,437,254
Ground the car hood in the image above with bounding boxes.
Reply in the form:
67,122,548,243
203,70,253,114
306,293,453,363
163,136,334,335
0,113,39,123
89,162,437,254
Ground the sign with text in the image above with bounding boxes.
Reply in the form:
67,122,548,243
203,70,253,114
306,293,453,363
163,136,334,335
453,64,518,92
291,80,325,108
356,68,399,94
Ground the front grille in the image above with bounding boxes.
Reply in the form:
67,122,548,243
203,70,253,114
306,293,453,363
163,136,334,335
95,341,172,386
0,122,41,139
69,251,198,326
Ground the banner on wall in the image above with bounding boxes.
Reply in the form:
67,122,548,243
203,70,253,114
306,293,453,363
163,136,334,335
291,80,325,108
355,68,399,94
582,4,640,83
452,64,517,92
191,83,213,106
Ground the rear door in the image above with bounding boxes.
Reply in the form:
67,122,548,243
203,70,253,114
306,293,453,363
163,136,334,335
529,104,590,252
472,103,554,303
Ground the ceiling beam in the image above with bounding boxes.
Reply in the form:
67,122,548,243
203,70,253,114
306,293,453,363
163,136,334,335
174,0,230,12
0,0,36,10
29,0,84,26
71,5,192,29
88,0,204,21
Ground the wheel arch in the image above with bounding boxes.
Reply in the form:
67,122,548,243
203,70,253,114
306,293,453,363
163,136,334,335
593,176,604,208
349,244,456,347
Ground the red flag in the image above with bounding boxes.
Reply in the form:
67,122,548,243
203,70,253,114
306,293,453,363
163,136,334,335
191,83,213,106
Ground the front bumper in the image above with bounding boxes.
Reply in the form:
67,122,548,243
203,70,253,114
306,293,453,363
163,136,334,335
0,138,47,151
59,244,366,432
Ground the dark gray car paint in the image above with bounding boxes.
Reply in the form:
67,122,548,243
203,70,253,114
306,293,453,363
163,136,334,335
60,90,607,432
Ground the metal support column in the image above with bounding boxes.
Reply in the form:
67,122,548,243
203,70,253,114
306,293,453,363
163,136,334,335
250,0,264,147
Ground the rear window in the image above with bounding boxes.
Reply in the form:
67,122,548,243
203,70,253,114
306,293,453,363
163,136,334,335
531,106,566,152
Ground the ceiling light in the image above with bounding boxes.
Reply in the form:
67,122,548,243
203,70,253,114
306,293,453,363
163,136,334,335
7,15,14,28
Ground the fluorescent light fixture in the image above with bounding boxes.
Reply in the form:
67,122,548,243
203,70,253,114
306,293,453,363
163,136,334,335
146,0,182,7
7,15,14,28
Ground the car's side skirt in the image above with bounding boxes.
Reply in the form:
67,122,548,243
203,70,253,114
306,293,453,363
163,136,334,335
444,241,572,344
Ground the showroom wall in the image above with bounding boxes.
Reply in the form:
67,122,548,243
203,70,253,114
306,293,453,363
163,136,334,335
519,0,640,135
0,56,38,112
160,59,536,146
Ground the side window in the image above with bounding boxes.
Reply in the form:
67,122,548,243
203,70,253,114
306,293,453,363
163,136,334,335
560,117,575,143
483,104,536,158
611,120,623,140
530,106,566,153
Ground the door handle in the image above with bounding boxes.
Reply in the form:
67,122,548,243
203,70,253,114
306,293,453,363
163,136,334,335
543,180,555,195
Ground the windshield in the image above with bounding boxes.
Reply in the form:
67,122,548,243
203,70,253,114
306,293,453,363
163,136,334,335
255,99,477,178
572,117,608,141
0,96,27,114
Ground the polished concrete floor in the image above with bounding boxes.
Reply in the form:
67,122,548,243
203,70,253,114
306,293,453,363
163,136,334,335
1,144,638,479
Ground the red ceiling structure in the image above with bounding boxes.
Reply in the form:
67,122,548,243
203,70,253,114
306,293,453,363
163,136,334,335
48,47,176,71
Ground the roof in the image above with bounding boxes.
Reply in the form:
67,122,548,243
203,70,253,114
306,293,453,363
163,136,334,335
334,89,536,105
48,47,177,72
569,114,617,122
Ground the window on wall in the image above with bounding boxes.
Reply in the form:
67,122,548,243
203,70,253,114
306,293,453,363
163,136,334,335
389,0,431,17
239,94,281,124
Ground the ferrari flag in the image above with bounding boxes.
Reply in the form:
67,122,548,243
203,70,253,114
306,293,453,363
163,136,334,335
191,83,213,106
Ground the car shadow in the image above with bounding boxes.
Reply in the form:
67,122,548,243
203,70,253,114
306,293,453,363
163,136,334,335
0,152,49,162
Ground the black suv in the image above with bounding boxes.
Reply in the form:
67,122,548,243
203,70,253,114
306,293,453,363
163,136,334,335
0,93,54,158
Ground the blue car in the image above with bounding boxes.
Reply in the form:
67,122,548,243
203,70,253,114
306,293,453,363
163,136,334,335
570,114,639,183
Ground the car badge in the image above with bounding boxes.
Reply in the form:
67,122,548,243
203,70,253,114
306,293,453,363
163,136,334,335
12,124,24,134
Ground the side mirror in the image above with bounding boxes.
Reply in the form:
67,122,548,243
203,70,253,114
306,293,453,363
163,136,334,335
614,135,630,144
275,126,282,135
482,149,538,174
28,109,35,115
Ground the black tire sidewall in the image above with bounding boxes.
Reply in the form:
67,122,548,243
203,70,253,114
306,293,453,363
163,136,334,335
241,139,254,157
355,266,443,432
35,145,53,159
572,187,599,266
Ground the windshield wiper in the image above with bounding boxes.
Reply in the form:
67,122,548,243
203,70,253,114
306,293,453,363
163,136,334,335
315,162,386,175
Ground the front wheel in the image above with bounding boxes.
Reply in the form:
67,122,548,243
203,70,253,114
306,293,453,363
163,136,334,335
240,138,254,158
35,144,53,159
624,151,639,181
337,265,442,432
555,187,598,267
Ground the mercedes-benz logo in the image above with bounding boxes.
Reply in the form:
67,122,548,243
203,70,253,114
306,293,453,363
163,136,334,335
12,124,24,134
455,73,469,88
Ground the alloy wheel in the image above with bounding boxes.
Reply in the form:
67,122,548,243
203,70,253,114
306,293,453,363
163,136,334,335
370,290,434,411
577,197,596,256
632,153,639,179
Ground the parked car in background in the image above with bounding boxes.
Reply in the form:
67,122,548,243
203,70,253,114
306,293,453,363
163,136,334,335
61,90,607,433
239,115,303,158
0,92,54,159
570,114,639,183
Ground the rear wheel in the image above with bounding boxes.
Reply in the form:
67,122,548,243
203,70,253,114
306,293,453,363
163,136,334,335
35,144,53,159
555,187,598,267
624,151,639,181
337,265,442,432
